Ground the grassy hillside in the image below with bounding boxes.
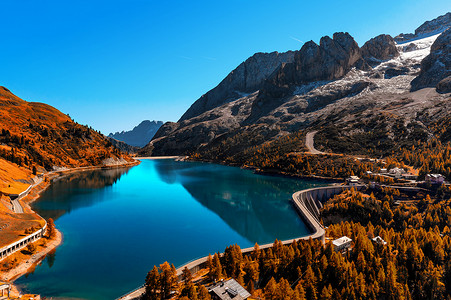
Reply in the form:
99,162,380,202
0,86,130,178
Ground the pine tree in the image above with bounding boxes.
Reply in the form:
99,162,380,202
159,262,178,300
211,253,223,281
264,277,278,300
144,266,160,300
182,266,192,283
197,284,211,300
47,218,56,239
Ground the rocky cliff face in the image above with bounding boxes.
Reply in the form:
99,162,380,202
146,13,451,158
361,34,399,64
411,28,451,92
415,12,451,36
179,51,295,121
294,32,364,83
257,32,366,102
395,12,451,43
108,120,163,148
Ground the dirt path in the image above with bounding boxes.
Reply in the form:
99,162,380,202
306,131,325,154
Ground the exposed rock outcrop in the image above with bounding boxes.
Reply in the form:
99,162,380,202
361,34,399,65
179,51,295,121
437,75,451,93
415,12,451,36
259,32,366,100
395,12,451,43
411,29,451,91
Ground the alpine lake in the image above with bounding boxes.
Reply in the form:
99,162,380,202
15,159,330,299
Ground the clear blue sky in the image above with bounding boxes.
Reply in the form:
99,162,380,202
1,0,450,134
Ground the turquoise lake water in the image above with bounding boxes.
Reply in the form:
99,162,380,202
15,159,328,299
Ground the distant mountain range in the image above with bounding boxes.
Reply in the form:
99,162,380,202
108,120,163,148
141,12,451,158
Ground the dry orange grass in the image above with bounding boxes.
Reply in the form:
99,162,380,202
0,210,45,248
0,159,31,195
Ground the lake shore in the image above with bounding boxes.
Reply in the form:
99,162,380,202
133,156,183,160
0,159,140,297
1,229,62,298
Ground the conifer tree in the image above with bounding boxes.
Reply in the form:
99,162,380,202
144,266,160,300
47,218,56,239
159,262,178,300
197,285,211,300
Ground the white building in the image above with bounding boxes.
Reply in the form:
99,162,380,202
425,174,445,185
332,236,352,252
389,167,406,178
372,236,387,245
346,176,360,186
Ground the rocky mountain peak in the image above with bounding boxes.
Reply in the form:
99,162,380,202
415,12,451,36
108,120,163,147
361,34,399,65
290,32,363,85
148,13,451,158
178,50,295,121
395,12,451,43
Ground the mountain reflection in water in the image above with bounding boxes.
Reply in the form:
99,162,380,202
153,159,328,243
33,167,132,220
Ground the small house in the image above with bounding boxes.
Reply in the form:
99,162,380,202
425,174,445,185
380,168,388,174
372,236,387,245
209,279,251,300
332,236,352,252
346,176,360,186
389,167,406,179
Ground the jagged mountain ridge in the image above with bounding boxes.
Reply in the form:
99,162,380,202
144,12,451,157
395,12,451,43
108,120,163,148
179,51,295,122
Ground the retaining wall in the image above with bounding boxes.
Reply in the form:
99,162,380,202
174,184,364,277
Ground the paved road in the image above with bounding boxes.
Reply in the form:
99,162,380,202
117,287,144,300
305,131,325,154
11,199,24,213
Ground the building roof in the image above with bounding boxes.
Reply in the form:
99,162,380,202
0,281,10,289
427,174,444,178
372,236,387,245
209,279,251,300
332,236,352,247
